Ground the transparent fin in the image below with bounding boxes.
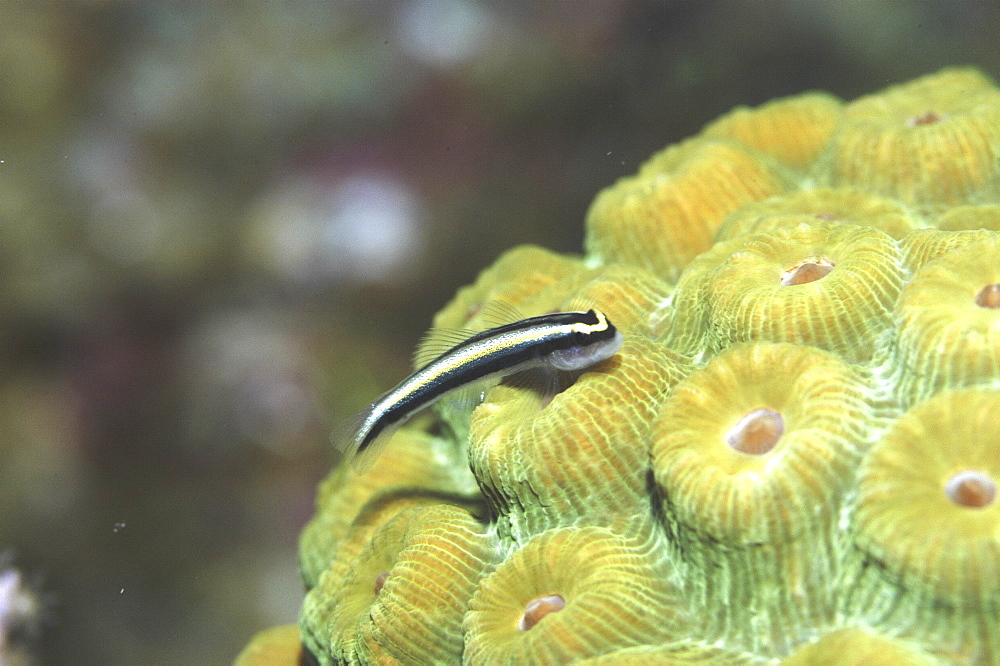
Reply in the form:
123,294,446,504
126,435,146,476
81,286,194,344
559,296,598,316
438,381,491,414
413,301,529,369
350,427,398,473
500,365,569,408
331,403,401,473
477,300,525,327
413,327,478,368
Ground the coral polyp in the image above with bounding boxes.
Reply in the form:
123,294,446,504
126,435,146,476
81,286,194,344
714,186,915,242
235,625,306,666
700,91,843,169
843,388,1000,662
893,233,1000,403
237,68,1000,664
667,218,904,361
469,334,687,541
585,137,791,281
652,342,869,653
462,527,685,664
820,67,1000,212
781,629,935,665
300,504,498,664
933,203,1000,232
297,426,480,588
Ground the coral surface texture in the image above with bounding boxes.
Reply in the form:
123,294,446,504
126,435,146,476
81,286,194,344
257,68,1000,664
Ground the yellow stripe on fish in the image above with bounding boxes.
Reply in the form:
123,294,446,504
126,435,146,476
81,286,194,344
336,309,623,470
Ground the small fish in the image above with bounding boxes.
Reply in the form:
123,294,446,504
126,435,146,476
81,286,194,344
336,309,623,470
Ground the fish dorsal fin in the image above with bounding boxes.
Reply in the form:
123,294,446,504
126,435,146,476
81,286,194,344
413,301,527,369
413,326,478,368
478,301,526,328
559,297,598,317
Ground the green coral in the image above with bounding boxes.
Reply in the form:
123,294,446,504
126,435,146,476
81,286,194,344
286,68,1000,664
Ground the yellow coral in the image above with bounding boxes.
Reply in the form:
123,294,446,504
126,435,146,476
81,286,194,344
819,67,1000,212
431,244,584,332
893,234,1000,403
579,642,767,665
520,263,675,337
781,628,935,665
298,426,480,587
652,342,870,654
844,388,1000,662
714,187,916,242
234,625,303,666
898,227,997,272
933,203,1000,231
463,526,685,664
667,218,903,361
586,137,791,281
279,69,1000,665
301,505,497,664
701,92,843,169
470,334,687,541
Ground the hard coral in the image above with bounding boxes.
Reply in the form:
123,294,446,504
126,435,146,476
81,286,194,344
845,388,1000,661
652,342,870,653
243,68,1000,664
819,67,1000,212
463,526,685,664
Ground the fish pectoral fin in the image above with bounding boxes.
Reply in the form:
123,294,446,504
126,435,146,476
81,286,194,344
500,366,570,404
437,382,491,415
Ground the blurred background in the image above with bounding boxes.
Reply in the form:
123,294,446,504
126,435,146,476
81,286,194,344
1,1,997,663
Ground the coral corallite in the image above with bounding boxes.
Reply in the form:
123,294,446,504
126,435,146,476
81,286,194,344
237,68,1000,663
843,388,1000,662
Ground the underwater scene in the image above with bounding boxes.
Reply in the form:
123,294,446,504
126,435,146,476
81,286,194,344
3,3,1000,664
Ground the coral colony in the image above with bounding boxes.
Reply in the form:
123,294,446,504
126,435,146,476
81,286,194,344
237,68,1000,664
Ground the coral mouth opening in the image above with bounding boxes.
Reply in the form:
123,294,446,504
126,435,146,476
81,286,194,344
518,594,566,631
975,284,1000,308
726,408,785,455
908,110,944,127
374,571,390,596
946,471,997,508
780,258,835,286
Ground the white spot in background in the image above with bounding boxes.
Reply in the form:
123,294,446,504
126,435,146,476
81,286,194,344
178,310,327,457
252,171,424,287
69,127,171,268
0,566,42,639
321,172,424,283
395,0,494,68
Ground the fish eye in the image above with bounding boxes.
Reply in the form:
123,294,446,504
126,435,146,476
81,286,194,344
572,331,588,346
